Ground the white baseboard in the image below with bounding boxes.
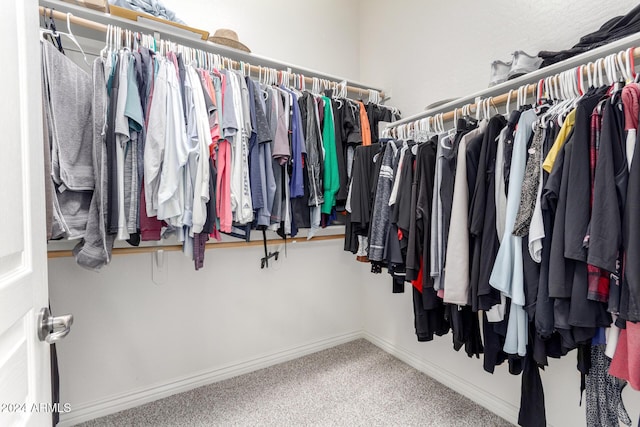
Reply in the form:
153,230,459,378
58,331,363,427
362,331,522,426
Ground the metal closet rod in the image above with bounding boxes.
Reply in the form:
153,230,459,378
387,45,640,130
47,234,345,259
38,6,385,100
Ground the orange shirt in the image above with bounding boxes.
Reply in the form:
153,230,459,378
359,102,372,146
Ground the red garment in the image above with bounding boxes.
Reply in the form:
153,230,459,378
622,84,640,132
411,259,423,292
587,106,610,302
139,182,163,241
216,140,232,233
609,321,640,390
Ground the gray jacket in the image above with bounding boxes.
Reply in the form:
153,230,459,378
369,140,398,261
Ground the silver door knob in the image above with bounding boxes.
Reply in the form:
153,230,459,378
37,307,73,344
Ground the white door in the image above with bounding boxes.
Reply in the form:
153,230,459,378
0,0,53,425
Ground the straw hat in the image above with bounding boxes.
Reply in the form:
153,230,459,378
208,29,251,53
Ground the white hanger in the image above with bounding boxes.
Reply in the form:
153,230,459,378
506,89,514,114
560,71,568,100
41,12,90,67
99,24,111,59
616,52,628,82
594,58,602,87
554,73,562,100
615,52,626,82
605,55,615,85
65,13,89,66
586,62,594,89
546,76,554,101
452,106,459,132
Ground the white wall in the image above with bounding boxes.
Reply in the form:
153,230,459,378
47,2,364,424
359,0,640,115
362,268,640,426
169,0,361,81
358,1,640,426
49,240,363,425
47,1,640,425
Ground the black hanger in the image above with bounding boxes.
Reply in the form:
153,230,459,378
260,229,279,269
45,8,65,54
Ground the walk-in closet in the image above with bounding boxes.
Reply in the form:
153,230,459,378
4,1,640,426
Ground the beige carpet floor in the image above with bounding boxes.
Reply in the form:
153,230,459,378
77,339,512,426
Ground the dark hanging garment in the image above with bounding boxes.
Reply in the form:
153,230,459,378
502,110,521,196
469,115,507,311
387,147,415,292
416,141,441,296
412,286,450,342
588,95,627,273
106,54,120,235
407,140,449,341
537,122,565,339
559,88,613,338
449,304,484,358
482,312,508,373
517,330,547,427
622,120,640,322
366,103,390,143
564,87,608,263
333,100,349,204
344,144,379,253
548,133,575,301
589,95,629,322
385,150,407,288
395,148,415,239
406,143,423,282
344,99,362,145
539,4,640,67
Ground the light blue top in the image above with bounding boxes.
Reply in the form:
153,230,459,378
489,109,536,356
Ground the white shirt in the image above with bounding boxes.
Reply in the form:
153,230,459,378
229,72,254,224
186,66,211,235
144,58,168,217
157,59,189,226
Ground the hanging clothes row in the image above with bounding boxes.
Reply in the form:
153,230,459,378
345,48,640,427
41,24,400,271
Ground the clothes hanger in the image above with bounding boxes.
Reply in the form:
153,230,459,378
606,53,623,93
438,113,454,148
586,62,594,90
484,99,492,120
626,48,637,82
41,8,65,53
99,24,110,59
40,12,90,67
473,99,482,122
536,79,544,105
616,52,628,82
